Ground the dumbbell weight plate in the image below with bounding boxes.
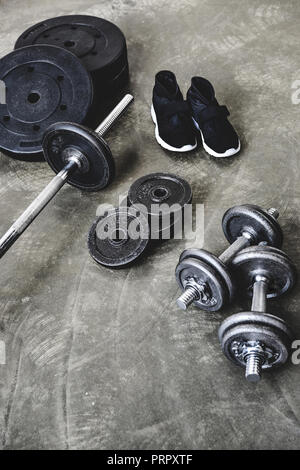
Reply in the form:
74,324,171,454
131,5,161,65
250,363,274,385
175,256,228,311
88,207,150,268
231,245,297,299
15,15,128,88
179,248,235,306
222,204,283,248
42,122,115,191
0,45,93,160
219,312,293,369
128,173,192,238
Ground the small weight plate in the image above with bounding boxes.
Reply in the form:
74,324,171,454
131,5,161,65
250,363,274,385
88,207,150,268
219,312,293,368
15,15,128,86
0,45,93,159
222,204,283,248
175,256,228,311
231,245,297,299
42,122,115,191
179,248,235,304
128,173,192,238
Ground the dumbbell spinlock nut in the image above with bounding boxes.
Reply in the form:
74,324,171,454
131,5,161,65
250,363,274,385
176,206,282,312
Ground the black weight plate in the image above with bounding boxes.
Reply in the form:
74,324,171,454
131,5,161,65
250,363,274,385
0,45,93,159
84,62,130,129
15,15,128,85
88,207,150,268
219,312,293,368
179,248,235,304
175,256,228,311
231,245,297,299
128,173,192,214
222,204,283,248
43,122,115,191
128,173,192,237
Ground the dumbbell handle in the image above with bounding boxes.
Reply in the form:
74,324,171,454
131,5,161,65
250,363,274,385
251,276,268,312
0,95,133,259
218,234,251,264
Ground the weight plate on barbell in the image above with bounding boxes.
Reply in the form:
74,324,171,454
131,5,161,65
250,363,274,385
42,122,115,191
0,45,93,160
88,206,150,268
15,15,128,88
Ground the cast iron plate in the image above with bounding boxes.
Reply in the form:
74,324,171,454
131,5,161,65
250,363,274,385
88,206,150,267
0,45,93,159
43,122,115,191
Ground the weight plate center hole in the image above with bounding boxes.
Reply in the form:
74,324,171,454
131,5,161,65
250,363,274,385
150,186,169,203
27,92,41,104
108,228,128,246
64,40,76,48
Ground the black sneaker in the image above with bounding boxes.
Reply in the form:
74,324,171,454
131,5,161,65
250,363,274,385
187,77,240,157
151,71,197,152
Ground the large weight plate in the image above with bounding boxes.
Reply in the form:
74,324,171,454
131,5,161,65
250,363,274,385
88,207,150,268
128,173,192,238
15,15,128,86
0,45,93,159
84,61,130,129
42,122,115,191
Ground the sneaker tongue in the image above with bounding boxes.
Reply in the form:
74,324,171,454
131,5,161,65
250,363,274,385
191,77,215,105
156,71,181,100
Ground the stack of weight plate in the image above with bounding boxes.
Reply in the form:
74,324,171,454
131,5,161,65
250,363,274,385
88,173,193,268
0,15,129,161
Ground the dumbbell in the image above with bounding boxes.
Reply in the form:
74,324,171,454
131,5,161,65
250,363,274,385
0,94,133,259
219,245,296,383
175,205,283,312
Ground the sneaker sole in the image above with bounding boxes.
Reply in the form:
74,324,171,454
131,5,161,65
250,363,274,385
192,117,241,158
151,104,197,152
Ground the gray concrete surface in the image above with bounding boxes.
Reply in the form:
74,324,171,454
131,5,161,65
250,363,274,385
0,0,300,450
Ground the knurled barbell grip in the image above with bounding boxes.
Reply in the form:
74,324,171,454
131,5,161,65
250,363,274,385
0,160,77,259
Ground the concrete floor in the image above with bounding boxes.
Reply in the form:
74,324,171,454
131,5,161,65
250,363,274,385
0,0,300,450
